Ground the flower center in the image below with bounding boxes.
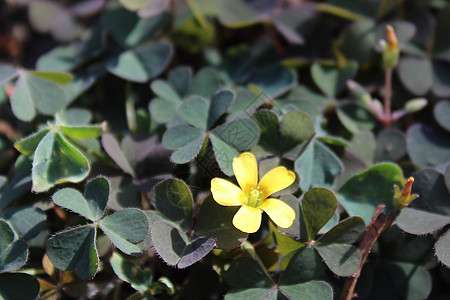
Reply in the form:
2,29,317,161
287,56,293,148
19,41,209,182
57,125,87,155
246,187,264,208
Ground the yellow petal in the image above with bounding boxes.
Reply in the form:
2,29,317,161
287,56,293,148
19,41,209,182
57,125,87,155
232,205,262,233
232,152,258,194
260,198,295,228
211,178,246,206
258,167,296,198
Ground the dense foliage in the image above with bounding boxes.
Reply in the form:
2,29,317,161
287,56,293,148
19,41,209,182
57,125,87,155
0,0,450,299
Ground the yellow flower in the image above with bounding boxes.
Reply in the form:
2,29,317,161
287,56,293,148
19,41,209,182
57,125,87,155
210,152,296,234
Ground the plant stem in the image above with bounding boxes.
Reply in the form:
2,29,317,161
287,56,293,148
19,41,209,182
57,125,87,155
339,205,395,300
383,68,392,128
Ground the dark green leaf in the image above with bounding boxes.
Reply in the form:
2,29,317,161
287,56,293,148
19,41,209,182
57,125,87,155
195,196,247,249
301,188,337,242
280,110,315,154
407,124,450,168
46,225,98,280
375,129,407,162
295,140,344,191
99,208,149,255
0,240,28,273
435,229,450,267
187,67,220,98
434,100,450,132
102,133,136,177
311,62,358,98
316,243,361,277
225,257,273,288
0,206,46,240
279,281,333,300
398,57,432,95
338,163,404,224
0,273,40,300
151,221,214,268
13,129,50,157
317,216,366,244
280,248,326,284
107,42,173,83
151,179,193,229
397,208,450,235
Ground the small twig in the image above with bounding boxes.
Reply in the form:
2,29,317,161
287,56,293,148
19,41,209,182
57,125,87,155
340,205,395,300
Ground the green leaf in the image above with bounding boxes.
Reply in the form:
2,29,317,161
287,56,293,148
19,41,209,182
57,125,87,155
210,119,260,175
311,61,358,98
398,57,432,95
11,73,67,121
0,220,14,253
32,131,90,192
102,7,168,48
52,177,109,222
317,216,365,244
107,42,173,83
368,261,432,300
434,100,450,132
101,133,136,177
151,221,215,268
56,108,93,126
279,248,326,284
151,80,181,102
46,225,98,280
340,20,376,63
346,130,376,166
295,140,344,191
431,61,450,97
397,208,450,235
195,196,248,249
162,125,206,164
14,129,50,156
301,188,337,242
110,252,153,292
336,102,377,133
252,110,280,155
337,163,404,224
216,0,260,28
151,179,193,230
225,257,273,288
99,208,149,255
279,281,333,300
29,71,73,85
433,4,450,61
270,222,304,255
208,90,234,128
0,239,28,273
0,64,19,85
315,243,361,277
406,124,450,168
149,98,179,124
179,96,209,130
187,67,220,98
0,206,46,240
408,169,450,215
435,230,450,267
225,288,277,300
375,129,407,162
168,66,192,97
57,124,104,140
280,110,315,154
0,273,40,300
249,64,297,98
138,0,169,18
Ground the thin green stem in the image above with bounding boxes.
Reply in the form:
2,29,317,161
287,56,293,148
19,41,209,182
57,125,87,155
383,68,393,128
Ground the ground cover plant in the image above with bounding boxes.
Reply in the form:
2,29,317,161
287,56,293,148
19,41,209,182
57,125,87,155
0,0,450,299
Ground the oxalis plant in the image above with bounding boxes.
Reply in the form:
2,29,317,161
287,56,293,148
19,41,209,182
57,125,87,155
0,0,449,299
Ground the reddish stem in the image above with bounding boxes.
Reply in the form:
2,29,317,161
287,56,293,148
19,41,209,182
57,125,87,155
383,68,393,128
340,205,395,300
